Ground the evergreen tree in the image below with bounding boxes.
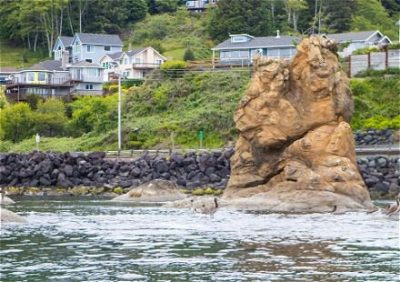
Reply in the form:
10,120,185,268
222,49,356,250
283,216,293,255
208,0,273,42
325,0,356,32
183,48,195,61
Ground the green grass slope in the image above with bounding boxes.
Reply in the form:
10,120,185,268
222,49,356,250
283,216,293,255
3,70,398,153
0,39,48,68
129,9,213,61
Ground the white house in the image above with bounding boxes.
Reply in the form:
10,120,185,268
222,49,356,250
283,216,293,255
100,47,167,81
68,61,104,95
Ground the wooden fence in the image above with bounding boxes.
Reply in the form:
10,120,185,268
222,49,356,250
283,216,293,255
343,49,400,77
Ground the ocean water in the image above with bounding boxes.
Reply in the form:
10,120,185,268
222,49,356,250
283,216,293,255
1,199,399,281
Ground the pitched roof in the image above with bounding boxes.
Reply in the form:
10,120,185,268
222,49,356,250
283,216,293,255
26,60,64,71
59,36,74,47
0,67,18,73
327,31,379,43
69,61,102,68
213,35,298,50
75,33,123,46
126,48,146,57
107,51,125,60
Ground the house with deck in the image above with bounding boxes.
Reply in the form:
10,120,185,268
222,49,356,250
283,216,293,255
5,60,104,99
69,61,104,95
5,60,71,99
212,30,392,66
211,32,298,67
100,47,167,81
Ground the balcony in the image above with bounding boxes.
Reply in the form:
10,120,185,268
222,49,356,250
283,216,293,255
6,76,71,89
70,74,103,83
132,63,162,70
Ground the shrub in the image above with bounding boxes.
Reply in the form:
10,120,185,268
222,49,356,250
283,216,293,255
161,60,188,70
183,48,195,61
0,103,34,142
33,99,68,137
161,60,188,78
352,46,380,55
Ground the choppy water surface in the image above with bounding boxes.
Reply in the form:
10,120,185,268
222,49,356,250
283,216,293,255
1,199,399,281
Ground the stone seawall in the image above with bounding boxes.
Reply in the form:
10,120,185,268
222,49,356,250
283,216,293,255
0,151,399,199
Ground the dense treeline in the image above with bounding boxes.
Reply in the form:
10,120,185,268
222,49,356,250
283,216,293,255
209,0,399,41
0,0,181,57
0,0,398,60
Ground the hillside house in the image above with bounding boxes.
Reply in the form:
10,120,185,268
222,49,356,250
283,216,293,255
100,47,167,81
5,60,104,99
5,60,71,99
69,61,104,95
70,33,123,64
328,30,392,57
212,30,392,66
211,33,297,66
53,33,123,65
185,0,218,12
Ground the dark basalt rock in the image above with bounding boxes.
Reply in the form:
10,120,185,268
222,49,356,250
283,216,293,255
0,150,398,199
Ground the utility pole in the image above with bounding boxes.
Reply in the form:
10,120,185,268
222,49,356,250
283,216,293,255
118,75,122,152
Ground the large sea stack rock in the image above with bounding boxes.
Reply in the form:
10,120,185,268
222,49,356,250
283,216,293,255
223,36,374,212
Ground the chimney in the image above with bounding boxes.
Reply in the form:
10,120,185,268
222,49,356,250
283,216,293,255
61,50,69,69
276,30,280,38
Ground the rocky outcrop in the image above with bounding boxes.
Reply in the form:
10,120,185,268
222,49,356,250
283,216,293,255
223,36,374,212
111,179,187,202
0,195,15,205
1,208,26,223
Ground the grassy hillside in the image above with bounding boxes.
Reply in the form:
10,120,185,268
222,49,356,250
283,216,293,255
0,40,48,68
2,69,398,153
129,9,213,61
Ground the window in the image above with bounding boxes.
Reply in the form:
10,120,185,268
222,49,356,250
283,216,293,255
38,72,46,81
280,48,292,58
155,59,162,65
124,58,128,65
85,59,93,63
85,84,93,90
87,68,98,76
86,45,93,52
27,72,35,82
231,36,249,43
267,48,280,57
135,58,141,64
104,46,111,51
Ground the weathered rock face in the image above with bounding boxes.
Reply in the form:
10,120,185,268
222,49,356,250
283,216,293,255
111,179,187,202
223,36,374,212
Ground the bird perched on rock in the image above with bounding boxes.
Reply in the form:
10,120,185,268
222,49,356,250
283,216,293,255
385,197,400,216
194,197,219,215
